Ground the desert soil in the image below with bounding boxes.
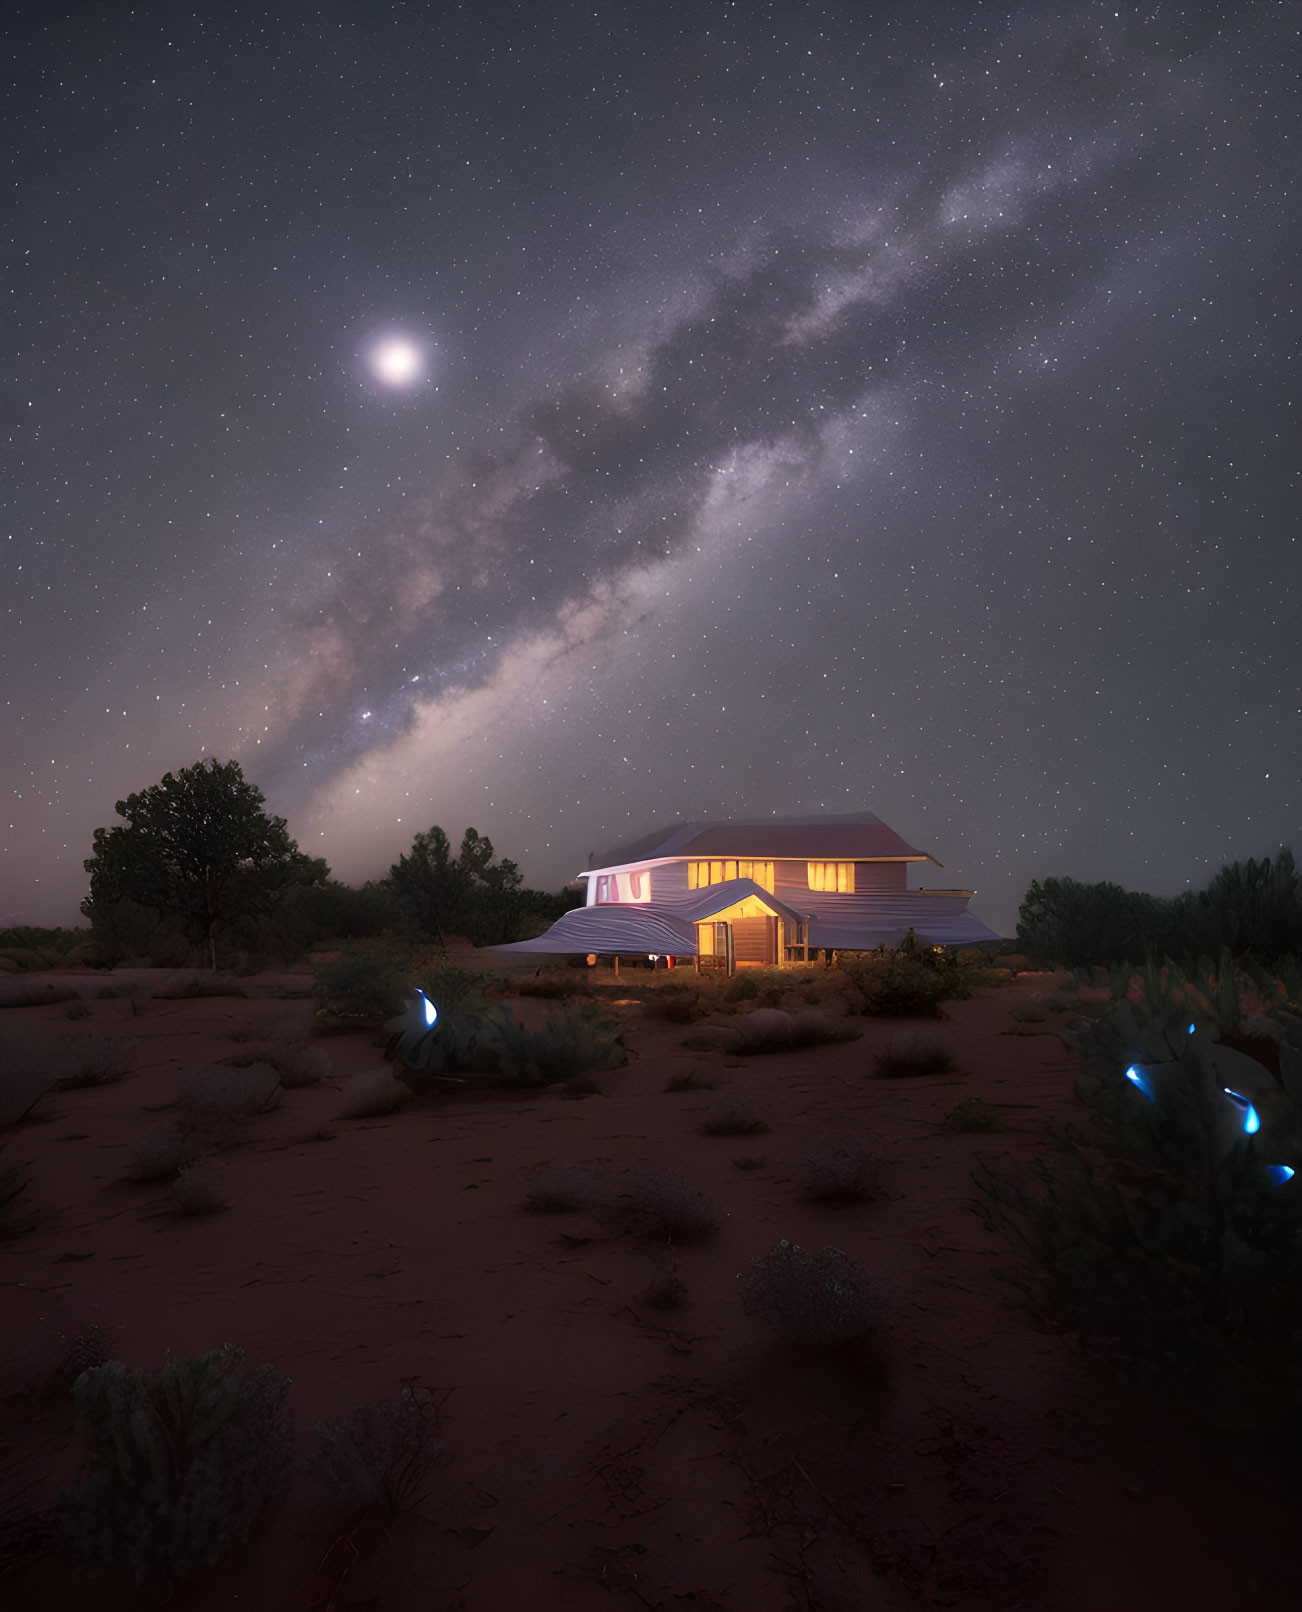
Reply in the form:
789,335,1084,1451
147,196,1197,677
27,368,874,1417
1,957,1296,1611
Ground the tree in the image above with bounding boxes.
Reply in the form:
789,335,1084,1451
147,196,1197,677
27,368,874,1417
385,826,524,945
82,760,322,968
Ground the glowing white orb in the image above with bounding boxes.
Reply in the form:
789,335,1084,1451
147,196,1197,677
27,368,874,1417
370,337,423,387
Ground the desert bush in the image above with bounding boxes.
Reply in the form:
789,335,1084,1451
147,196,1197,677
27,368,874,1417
800,1140,881,1202
55,1033,137,1088
701,1101,769,1137
335,1068,412,1119
523,1162,602,1212
738,1240,879,1350
732,1154,767,1170
177,1063,281,1119
944,1098,1004,1133
125,1122,220,1183
615,1168,722,1244
56,1345,293,1582
313,945,410,1019
790,1009,863,1048
308,1387,446,1521
223,1042,331,1089
1010,1007,1047,1024
975,998,1302,1403
65,1001,92,1021
732,1008,794,1053
874,1032,958,1077
173,1157,231,1216
394,999,627,1090
408,958,491,1017
37,1323,114,1405
640,986,704,1024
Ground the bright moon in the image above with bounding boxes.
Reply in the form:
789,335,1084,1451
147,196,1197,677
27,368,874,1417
370,337,423,387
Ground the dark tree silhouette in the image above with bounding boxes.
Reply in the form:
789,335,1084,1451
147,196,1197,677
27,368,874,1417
82,759,322,968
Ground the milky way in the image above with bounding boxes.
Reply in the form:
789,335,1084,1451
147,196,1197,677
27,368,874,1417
4,2,1297,932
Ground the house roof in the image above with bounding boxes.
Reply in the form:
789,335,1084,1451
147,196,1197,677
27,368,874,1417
589,811,936,872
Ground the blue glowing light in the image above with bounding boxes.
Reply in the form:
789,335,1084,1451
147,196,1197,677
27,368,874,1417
1124,1064,1157,1103
1187,1022,1196,1036
1223,1088,1261,1134
418,989,438,1028
1266,1165,1296,1184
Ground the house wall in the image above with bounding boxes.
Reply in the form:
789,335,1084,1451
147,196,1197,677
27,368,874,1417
589,856,910,914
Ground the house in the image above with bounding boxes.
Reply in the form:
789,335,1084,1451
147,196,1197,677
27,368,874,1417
492,812,1001,970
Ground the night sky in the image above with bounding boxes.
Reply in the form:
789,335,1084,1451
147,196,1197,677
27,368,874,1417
4,2,1297,936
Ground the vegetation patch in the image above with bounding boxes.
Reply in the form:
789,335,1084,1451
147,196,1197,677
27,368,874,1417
56,1345,293,1583
614,1167,722,1244
800,1140,881,1202
738,1240,880,1350
944,1098,1004,1133
308,1387,447,1522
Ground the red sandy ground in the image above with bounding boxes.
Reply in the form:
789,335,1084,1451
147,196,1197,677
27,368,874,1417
1,959,1296,1611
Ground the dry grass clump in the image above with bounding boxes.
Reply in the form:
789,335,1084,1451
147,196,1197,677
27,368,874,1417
874,1032,958,1078
308,1387,448,1521
731,1009,794,1054
639,986,705,1024
800,1140,881,1203
222,1042,331,1088
701,1101,769,1137
55,1033,137,1088
738,1240,879,1350
615,1167,722,1244
125,1122,221,1183
334,1067,412,1119
523,1163,602,1213
172,1157,232,1216
177,1063,281,1119
732,1154,767,1171
515,970,592,999
790,1010,863,1048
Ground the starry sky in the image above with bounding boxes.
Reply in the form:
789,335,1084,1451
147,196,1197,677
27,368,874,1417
4,1,1297,936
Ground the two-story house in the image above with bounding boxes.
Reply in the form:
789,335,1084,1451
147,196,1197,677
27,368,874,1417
494,812,1001,970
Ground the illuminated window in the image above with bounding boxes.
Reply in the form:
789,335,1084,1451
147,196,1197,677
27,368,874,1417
687,859,774,892
807,862,854,893
625,870,651,902
594,875,612,903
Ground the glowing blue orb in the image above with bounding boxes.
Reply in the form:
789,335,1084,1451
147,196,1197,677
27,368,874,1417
417,989,438,1028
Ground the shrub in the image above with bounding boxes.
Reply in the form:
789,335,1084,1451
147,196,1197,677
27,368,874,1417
640,986,704,1024
516,970,591,999
800,1140,881,1203
790,1010,863,1048
615,1168,722,1244
738,1240,879,1350
874,1032,958,1077
55,1034,137,1088
125,1122,218,1183
394,1000,627,1089
65,1002,93,1021
732,1154,767,1170
56,1345,293,1582
335,1068,412,1119
523,1163,602,1213
223,1043,331,1089
701,1102,769,1137
308,1387,446,1521
1010,1007,1047,1024
177,1063,281,1119
975,999,1302,1407
153,974,245,1000
173,1158,231,1216
408,960,491,1018
944,1098,1004,1133
313,946,410,1019
732,1009,794,1054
